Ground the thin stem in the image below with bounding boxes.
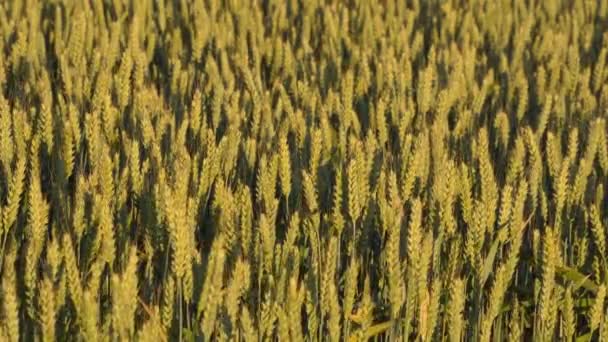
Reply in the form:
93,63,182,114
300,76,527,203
178,281,183,342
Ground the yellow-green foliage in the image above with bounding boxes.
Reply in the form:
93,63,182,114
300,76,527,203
0,0,607,341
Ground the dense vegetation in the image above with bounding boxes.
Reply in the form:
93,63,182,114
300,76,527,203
1,0,608,341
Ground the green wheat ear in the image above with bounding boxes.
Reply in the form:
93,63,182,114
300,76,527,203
2,243,19,342
2,157,26,236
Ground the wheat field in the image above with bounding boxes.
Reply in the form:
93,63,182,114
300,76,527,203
0,0,607,341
